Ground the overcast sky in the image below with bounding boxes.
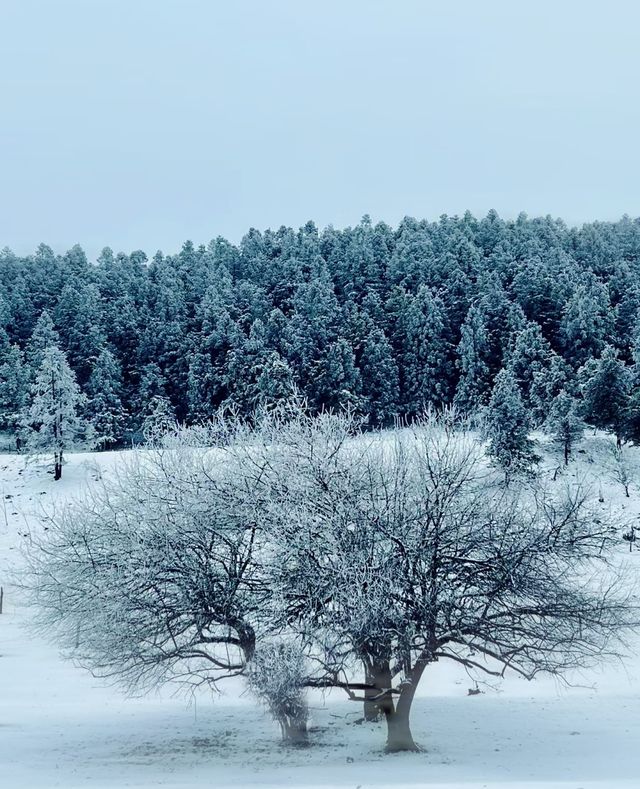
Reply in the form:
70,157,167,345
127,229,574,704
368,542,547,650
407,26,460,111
1,0,639,258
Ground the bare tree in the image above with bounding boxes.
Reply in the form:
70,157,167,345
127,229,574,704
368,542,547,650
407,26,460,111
22,405,639,756
237,408,638,752
22,439,264,694
606,441,636,498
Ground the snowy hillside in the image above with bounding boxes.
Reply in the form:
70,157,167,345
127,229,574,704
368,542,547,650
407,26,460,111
2,438,640,789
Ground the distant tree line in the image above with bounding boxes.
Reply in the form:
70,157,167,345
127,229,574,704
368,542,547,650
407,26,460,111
2,210,640,451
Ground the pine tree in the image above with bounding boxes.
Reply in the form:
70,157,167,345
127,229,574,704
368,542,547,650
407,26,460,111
624,324,640,444
559,278,613,368
125,362,174,440
506,323,553,404
312,338,362,413
85,349,126,449
454,304,492,412
580,345,630,446
0,333,29,439
401,287,451,415
54,283,105,387
256,352,296,409
141,395,177,442
529,353,571,426
359,326,400,428
25,311,60,373
485,368,539,484
21,345,88,479
545,390,584,465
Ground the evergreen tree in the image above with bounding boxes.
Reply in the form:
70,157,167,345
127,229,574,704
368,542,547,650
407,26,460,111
311,338,362,413
187,303,241,419
85,349,126,449
545,390,584,465
223,320,271,416
581,345,630,446
506,323,553,402
0,333,29,438
256,353,296,409
401,287,451,415
529,354,571,425
559,278,613,368
485,368,539,484
54,283,105,387
20,345,88,479
141,395,177,442
359,326,400,428
284,271,341,409
25,311,60,373
454,304,492,412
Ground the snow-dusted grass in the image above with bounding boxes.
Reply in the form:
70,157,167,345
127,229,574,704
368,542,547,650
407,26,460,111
2,436,640,788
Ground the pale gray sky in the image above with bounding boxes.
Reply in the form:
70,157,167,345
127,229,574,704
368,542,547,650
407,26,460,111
1,0,639,258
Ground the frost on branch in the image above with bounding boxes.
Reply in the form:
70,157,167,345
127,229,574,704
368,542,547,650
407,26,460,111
21,441,263,694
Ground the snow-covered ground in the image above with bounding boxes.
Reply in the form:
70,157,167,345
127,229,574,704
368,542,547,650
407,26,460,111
2,438,640,789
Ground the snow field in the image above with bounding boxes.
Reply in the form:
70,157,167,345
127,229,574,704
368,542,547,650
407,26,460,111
1,437,640,788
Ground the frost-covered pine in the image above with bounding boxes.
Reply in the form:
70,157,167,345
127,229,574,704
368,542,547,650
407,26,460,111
485,368,538,483
0,333,29,437
580,344,630,447
359,325,399,428
25,311,60,373
141,395,176,443
20,344,88,479
256,352,296,408
85,348,126,449
454,303,491,412
546,389,584,465
401,287,450,414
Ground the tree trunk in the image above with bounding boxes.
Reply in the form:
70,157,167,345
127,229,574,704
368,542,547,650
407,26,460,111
383,656,430,752
564,441,569,466
363,659,391,721
381,678,419,752
363,687,382,721
280,710,309,746
54,451,62,481
384,701,419,752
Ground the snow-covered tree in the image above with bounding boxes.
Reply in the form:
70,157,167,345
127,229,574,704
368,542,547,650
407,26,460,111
529,353,571,426
485,368,539,483
0,333,29,437
581,345,631,446
255,352,296,409
247,641,309,746
239,409,635,751
141,396,177,442
22,438,265,693
401,287,451,414
22,408,639,754
25,310,60,373
559,278,613,368
545,390,584,465
506,322,558,422
85,348,126,449
454,304,492,412
358,326,399,428
20,345,88,479
606,442,636,498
